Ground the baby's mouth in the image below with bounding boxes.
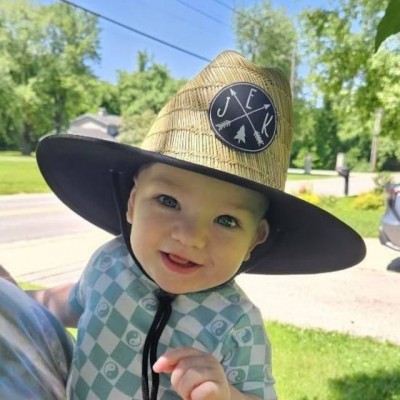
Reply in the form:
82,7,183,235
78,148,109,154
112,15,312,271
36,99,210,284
167,253,198,267
161,252,201,270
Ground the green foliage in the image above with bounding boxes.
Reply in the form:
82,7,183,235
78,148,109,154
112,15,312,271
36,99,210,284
290,186,384,237
0,0,100,154
268,321,400,400
233,0,297,80
291,98,316,169
353,192,385,210
94,80,121,116
118,109,157,146
319,195,384,237
300,0,400,169
294,184,322,205
293,99,341,170
375,0,400,51
117,51,185,145
374,171,395,192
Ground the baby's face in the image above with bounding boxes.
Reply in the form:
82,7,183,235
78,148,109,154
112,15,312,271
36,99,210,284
127,163,269,294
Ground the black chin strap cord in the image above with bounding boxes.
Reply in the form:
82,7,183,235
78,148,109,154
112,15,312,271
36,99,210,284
142,290,175,400
110,170,177,400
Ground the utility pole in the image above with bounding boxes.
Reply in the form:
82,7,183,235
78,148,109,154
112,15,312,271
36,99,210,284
290,45,296,100
370,108,384,171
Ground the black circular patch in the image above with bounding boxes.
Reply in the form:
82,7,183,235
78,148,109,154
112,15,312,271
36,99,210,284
209,83,277,153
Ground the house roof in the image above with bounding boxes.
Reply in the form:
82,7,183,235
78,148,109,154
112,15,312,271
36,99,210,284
71,113,121,128
67,127,116,141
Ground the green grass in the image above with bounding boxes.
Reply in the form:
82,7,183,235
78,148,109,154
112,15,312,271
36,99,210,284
318,196,383,238
267,321,400,400
0,152,50,194
287,173,336,181
19,282,45,290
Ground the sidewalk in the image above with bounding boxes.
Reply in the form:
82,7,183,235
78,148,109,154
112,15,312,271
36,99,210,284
285,171,400,197
1,228,400,345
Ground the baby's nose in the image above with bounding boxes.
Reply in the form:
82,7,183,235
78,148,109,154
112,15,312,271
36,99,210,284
171,218,208,249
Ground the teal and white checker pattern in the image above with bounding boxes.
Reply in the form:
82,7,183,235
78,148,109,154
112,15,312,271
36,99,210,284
67,237,277,399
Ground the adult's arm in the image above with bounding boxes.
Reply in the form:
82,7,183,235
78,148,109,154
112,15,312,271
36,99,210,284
26,283,79,327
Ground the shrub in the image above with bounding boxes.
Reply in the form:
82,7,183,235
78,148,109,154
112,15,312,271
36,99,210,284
374,172,394,193
353,192,385,210
293,184,322,205
298,192,322,205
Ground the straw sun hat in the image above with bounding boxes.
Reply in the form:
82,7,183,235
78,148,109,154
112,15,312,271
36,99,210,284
37,50,366,275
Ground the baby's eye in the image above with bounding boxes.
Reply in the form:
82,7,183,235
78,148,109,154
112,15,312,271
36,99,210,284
157,195,179,209
215,215,238,228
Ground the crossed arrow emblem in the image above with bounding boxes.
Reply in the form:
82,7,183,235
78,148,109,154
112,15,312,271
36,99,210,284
209,83,277,153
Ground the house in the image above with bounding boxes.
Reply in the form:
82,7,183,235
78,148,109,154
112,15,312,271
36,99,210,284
67,108,121,141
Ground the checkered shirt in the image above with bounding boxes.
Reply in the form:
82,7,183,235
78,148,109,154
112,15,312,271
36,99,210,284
67,236,276,399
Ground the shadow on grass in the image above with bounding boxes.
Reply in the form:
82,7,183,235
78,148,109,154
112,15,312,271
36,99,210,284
328,369,400,400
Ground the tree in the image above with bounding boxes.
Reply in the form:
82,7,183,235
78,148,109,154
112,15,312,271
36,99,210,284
233,0,315,169
40,1,100,135
0,0,100,154
117,51,185,145
375,0,400,51
300,0,400,170
0,0,48,153
233,0,297,78
94,80,121,116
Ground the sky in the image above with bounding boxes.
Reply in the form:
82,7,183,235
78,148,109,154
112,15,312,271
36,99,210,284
39,0,327,83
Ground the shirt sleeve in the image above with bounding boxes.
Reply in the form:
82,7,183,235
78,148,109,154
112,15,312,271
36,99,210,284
68,237,127,317
68,240,110,316
220,305,277,400
0,279,73,400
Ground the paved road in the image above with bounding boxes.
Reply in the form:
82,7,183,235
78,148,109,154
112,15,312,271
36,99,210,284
0,193,93,243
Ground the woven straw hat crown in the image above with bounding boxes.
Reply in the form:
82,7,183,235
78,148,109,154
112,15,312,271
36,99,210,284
141,50,293,191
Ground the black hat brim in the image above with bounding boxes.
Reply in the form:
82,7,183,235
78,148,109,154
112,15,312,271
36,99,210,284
36,134,366,275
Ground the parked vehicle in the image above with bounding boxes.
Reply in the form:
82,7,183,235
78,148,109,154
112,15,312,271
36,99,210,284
379,183,400,271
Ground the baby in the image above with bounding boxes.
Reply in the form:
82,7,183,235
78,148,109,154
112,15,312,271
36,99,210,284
30,50,365,399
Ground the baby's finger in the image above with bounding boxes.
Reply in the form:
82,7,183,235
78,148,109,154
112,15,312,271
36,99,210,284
153,347,206,374
172,362,221,400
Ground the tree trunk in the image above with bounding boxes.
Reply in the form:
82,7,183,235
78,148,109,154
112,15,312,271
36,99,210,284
20,122,33,155
54,90,67,134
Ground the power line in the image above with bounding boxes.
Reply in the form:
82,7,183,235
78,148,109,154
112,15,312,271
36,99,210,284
209,0,236,13
209,0,264,25
59,0,211,62
175,0,230,28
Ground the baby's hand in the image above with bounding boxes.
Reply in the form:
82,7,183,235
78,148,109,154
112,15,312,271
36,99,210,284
153,347,230,400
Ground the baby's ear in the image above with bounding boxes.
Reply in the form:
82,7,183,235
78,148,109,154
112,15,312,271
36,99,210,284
126,186,136,224
244,219,269,261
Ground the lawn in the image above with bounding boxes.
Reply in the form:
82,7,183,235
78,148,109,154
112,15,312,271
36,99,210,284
267,321,400,400
0,152,49,194
318,196,384,238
